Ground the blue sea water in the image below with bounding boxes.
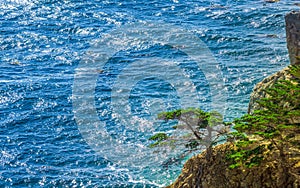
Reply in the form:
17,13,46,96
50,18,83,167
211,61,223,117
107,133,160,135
0,0,297,187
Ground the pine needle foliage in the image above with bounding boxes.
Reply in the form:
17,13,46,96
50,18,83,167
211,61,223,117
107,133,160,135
228,65,300,170
149,108,230,162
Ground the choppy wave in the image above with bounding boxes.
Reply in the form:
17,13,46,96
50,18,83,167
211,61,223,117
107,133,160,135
0,0,296,187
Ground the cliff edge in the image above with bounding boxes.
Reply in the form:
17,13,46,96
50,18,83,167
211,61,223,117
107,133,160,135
166,12,300,188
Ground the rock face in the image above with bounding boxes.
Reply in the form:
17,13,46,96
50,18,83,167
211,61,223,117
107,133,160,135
248,10,300,114
286,11,300,65
166,11,300,188
247,66,293,114
166,143,300,188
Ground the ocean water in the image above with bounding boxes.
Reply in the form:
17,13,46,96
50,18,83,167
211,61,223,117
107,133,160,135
0,0,297,187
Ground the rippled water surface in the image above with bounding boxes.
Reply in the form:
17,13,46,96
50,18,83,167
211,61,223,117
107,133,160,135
0,0,297,187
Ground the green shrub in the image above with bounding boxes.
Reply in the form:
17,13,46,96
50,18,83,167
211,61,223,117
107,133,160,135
228,65,300,170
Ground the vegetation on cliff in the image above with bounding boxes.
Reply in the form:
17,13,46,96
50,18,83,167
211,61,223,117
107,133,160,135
149,108,230,166
226,65,300,186
158,65,300,187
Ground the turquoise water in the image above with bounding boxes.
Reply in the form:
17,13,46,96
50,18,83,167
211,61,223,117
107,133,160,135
0,0,297,187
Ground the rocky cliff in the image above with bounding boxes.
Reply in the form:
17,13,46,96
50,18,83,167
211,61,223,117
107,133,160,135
166,12,300,188
167,142,300,188
247,66,293,114
248,11,300,120
285,11,300,65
